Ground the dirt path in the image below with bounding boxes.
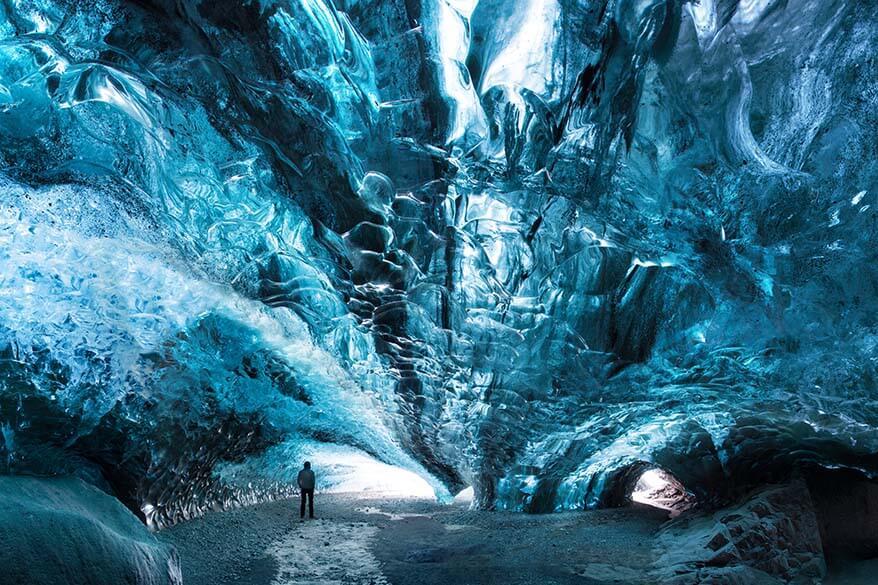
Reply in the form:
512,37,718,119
156,494,668,585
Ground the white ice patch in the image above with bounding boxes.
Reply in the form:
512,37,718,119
829,209,841,227
268,521,388,585
478,0,562,99
354,506,429,521
685,0,717,45
453,486,474,504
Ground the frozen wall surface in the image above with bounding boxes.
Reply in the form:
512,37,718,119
1,0,878,526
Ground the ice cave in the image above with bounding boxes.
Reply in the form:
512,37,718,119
1,0,877,583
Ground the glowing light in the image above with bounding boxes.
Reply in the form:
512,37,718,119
631,468,695,516
304,448,437,498
453,486,474,504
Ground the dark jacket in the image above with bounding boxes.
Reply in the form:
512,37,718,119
297,468,315,490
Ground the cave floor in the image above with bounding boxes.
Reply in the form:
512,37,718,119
157,493,670,585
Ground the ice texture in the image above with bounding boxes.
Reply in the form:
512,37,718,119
0,476,181,584
1,0,878,524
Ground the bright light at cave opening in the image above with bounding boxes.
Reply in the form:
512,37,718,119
305,450,437,498
454,486,474,504
630,468,695,516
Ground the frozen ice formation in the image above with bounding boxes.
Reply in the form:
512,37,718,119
1,0,878,527
0,476,181,584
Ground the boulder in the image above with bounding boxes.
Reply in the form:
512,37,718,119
653,479,826,584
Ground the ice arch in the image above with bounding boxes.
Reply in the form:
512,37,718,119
630,468,695,515
1,0,878,526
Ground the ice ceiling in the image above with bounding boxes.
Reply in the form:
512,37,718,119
2,0,878,528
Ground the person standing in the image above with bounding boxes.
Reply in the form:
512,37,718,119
297,461,316,519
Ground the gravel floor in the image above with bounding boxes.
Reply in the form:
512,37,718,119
156,493,669,585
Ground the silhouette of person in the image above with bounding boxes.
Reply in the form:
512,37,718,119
297,461,316,519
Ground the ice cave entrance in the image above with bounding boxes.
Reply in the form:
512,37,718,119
307,450,437,498
454,486,475,504
629,468,695,516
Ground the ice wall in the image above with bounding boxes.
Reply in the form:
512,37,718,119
1,0,878,524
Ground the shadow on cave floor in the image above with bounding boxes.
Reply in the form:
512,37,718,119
823,557,878,585
157,493,668,585
809,469,878,585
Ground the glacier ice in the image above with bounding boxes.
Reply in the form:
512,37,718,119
1,0,878,527
0,476,181,584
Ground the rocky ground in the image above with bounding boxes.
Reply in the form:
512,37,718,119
156,493,668,585
6,472,878,584
155,486,878,585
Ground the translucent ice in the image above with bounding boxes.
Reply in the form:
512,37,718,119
1,0,877,523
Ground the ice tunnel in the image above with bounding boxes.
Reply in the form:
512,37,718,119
1,0,878,538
